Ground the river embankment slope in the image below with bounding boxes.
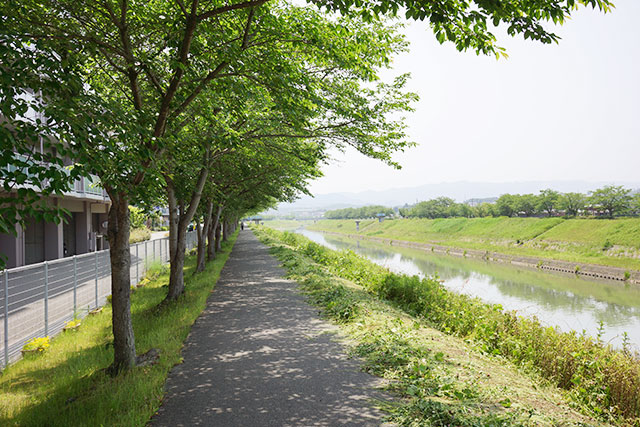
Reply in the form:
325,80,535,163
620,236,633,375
306,217,640,284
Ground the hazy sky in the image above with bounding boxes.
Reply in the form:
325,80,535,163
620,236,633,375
309,2,640,194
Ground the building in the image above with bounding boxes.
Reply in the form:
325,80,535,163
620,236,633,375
0,170,111,269
1,93,111,269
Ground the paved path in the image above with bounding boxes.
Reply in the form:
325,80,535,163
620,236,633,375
151,230,390,426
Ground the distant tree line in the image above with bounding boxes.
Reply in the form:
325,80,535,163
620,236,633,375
324,205,395,219
397,185,640,219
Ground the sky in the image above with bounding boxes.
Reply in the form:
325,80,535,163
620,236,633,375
308,2,640,195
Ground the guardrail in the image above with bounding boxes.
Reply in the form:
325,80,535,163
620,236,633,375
0,231,197,368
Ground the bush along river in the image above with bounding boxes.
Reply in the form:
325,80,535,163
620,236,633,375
296,228,640,353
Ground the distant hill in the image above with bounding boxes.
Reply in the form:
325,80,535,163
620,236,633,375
268,180,640,215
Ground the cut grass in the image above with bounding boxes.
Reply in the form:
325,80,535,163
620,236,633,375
254,227,606,426
308,218,640,271
0,232,237,427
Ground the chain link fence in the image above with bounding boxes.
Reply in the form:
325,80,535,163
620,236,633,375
0,231,197,368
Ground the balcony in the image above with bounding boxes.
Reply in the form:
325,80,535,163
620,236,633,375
2,154,109,202
71,175,109,200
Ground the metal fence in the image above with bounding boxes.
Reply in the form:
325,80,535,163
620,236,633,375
0,231,197,368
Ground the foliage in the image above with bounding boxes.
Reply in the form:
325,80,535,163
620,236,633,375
589,185,633,218
324,205,394,219
311,0,613,58
538,189,560,217
128,206,147,230
559,192,586,217
257,226,640,422
397,185,639,220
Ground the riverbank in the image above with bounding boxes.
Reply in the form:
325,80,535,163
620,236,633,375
254,226,640,425
306,218,640,284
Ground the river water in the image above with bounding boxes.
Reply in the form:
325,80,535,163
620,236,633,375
294,228,640,352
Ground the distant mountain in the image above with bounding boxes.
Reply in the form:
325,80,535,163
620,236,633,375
269,180,640,214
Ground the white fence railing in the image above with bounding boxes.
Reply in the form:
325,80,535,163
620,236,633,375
0,231,197,368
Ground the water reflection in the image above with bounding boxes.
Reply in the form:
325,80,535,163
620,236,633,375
295,229,640,351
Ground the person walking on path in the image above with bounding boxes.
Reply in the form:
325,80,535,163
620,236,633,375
151,230,389,426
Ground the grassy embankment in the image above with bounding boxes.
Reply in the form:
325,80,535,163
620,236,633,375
255,226,640,425
261,219,314,231
323,232,640,310
308,217,640,271
0,233,237,426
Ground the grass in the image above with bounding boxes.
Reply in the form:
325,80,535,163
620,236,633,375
323,232,640,310
0,232,237,426
129,227,151,244
308,218,640,270
254,226,609,426
261,219,314,231
255,226,640,425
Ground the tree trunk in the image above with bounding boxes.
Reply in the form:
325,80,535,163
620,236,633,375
196,200,213,272
166,224,187,300
207,219,216,261
222,219,229,242
215,222,222,252
106,192,136,374
208,205,222,260
164,167,208,303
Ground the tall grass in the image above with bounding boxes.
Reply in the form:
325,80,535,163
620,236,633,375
258,227,640,423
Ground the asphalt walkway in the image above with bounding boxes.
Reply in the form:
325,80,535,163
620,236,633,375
151,230,389,426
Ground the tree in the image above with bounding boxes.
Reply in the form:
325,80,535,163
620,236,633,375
158,5,414,299
311,0,613,58
632,192,640,216
516,194,539,217
538,189,560,216
496,194,518,217
559,192,586,217
589,185,632,218
0,38,91,269
1,0,614,373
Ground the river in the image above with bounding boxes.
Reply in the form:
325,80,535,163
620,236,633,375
294,228,640,352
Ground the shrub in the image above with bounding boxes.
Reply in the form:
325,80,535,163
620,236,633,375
129,227,151,243
23,337,50,353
